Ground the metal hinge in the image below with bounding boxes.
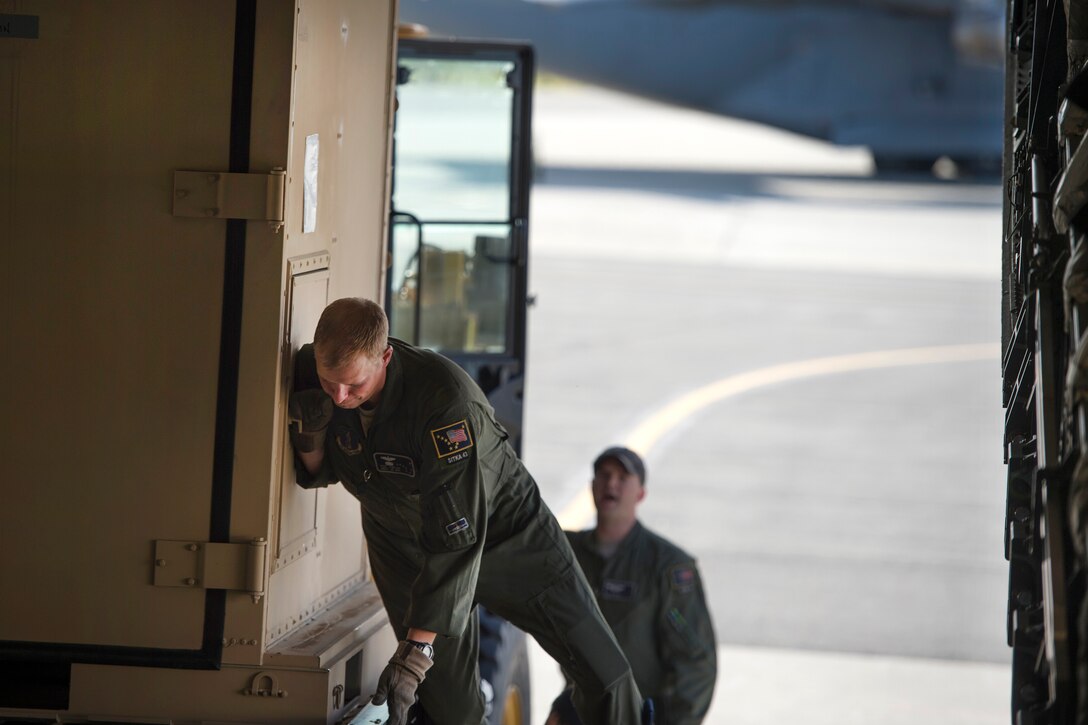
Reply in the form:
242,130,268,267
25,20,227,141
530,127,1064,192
153,538,268,603
173,169,286,232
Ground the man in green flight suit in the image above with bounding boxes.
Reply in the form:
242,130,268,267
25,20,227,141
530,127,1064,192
288,297,644,725
552,447,717,725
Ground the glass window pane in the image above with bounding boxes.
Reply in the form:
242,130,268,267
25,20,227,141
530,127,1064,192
393,58,514,222
389,222,512,355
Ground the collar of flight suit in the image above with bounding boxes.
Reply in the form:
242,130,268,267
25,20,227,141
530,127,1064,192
585,519,646,561
614,519,646,556
371,340,405,428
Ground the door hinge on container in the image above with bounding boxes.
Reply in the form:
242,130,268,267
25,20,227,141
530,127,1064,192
153,538,269,603
173,168,286,232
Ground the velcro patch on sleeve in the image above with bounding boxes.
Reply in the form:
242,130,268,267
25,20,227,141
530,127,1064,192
445,517,470,536
430,419,475,459
667,607,704,650
671,564,696,593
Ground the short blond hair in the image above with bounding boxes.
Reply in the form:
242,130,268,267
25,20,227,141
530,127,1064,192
313,298,389,370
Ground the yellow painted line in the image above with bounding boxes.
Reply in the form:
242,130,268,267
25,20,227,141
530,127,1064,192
556,342,1000,530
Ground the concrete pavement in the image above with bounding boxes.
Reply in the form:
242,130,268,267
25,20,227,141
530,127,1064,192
521,84,1007,722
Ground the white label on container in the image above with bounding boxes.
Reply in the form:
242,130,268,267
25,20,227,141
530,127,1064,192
304,134,319,234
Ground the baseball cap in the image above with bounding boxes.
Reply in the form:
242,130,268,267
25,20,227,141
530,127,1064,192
593,446,646,484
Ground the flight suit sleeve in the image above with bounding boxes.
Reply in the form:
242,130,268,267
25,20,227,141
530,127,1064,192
293,452,336,489
290,343,338,489
404,403,490,637
657,560,717,725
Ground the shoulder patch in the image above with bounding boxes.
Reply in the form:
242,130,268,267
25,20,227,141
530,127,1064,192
670,564,696,593
334,427,363,456
430,419,474,459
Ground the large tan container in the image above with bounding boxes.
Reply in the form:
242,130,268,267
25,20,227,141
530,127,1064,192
0,1,399,722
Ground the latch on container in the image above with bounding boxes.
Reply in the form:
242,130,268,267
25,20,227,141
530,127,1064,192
173,169,286,231
153,538,268,602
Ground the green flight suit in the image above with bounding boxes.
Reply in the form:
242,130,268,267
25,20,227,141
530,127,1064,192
295,339,643,725
566,522,717,725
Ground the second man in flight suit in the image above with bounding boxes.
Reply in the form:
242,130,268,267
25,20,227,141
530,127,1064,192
556,447,718,725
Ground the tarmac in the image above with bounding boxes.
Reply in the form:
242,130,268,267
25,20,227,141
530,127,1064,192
520,83,1007,723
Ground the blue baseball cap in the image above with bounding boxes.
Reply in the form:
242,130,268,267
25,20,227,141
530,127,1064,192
593,446,646,484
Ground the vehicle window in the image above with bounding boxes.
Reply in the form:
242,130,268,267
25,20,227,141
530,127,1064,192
389,54,522,356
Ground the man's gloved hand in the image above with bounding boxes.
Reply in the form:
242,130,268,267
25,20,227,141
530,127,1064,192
287,388,333,453
372,641,434,725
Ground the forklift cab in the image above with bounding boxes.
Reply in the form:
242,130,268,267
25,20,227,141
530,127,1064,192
389,38,534,452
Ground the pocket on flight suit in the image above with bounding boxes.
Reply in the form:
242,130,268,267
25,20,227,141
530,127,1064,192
533,569,631,691
421,483,477,552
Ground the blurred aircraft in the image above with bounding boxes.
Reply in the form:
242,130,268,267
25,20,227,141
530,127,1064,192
399,0,1005,172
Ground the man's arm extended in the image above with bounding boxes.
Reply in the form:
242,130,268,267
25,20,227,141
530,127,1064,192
288,387,333,466
288,344,334,483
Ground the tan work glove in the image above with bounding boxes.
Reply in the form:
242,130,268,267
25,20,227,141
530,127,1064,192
287,388,333,453
372,640,434,725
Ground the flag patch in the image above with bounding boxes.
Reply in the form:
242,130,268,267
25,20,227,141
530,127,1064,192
430,419,474,459
671,565,696,593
